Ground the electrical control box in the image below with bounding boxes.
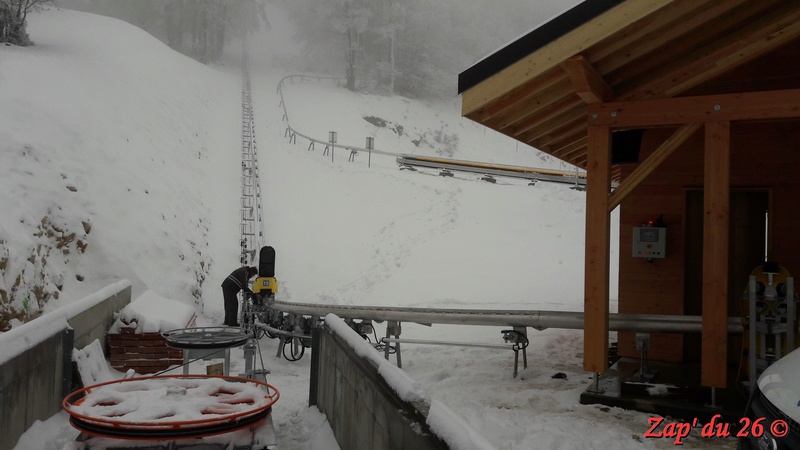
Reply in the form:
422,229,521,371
632,227,666,258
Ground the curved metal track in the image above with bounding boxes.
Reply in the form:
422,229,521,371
268,299,743,334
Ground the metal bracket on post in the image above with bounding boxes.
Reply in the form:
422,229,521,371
515,326,528,372
502,327,529,378
276,314,298,358
242,339,256,378
586,372,604,394
635,332,654,382
385,321,402,368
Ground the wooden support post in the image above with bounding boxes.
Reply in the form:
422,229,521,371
702,121,730,388
584,126,612,373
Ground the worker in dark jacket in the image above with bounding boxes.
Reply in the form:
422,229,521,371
221,266,258,326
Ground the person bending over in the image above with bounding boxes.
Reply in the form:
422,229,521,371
221,266,258,327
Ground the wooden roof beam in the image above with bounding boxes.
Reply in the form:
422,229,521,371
554,139,589,163
588,88,800,128
516,108,586,143
596,0,761,82
561,55,614,104
589,0,741,68
542,136,586,161
621,3,800,101
468,69,566,124
526,117,586,150
505,95,583,136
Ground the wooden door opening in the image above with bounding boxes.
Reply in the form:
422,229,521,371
683,190,770,364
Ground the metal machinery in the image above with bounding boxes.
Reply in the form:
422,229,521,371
243,246,314,363
742,262,797,392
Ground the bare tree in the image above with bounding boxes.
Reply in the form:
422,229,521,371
0,0,52,45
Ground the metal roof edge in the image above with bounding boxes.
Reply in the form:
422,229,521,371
457,0,625,94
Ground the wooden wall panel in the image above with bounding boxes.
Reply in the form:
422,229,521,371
616,120,800,366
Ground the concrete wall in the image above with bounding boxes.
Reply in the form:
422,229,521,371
311,327,448,450
0,281,131,450
68,284,131,352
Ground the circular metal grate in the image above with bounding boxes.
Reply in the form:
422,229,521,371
63,374,279,440
161,327,251,350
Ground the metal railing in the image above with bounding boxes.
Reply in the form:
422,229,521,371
276,75,399,159
266,299,744,334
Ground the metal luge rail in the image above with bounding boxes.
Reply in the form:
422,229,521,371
397,154,588,186
265,299,743,334
277,75,399,158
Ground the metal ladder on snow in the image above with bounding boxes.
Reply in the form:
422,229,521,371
240,43,265,266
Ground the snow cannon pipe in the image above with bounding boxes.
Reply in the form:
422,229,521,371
267,300,742,334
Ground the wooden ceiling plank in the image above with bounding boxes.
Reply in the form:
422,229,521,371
572,155,588,169
593,0,754,75
589,88,800,128
507,95,583,136
535,121,587,150
496,80,577,132
461,0,672,116
622,4,800,101
537,130,587,158
517,110,586,144
606,0,781,91
561,55,614,104
606,123,702,212
553,137,589,162
469,69,565,124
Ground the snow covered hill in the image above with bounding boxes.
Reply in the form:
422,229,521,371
0,8,243,329
0,7,604,332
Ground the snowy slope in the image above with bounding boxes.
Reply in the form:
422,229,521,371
0,8,243,328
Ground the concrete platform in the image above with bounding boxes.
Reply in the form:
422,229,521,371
580,357,748,423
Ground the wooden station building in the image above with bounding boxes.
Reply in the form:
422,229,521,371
458,0,800,409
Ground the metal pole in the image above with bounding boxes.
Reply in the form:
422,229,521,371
788,277,795,353
749,275,757,393
309,328,320,407
366,137,374,168
329,131,337,163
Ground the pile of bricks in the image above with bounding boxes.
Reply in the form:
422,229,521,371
107,317,195,374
